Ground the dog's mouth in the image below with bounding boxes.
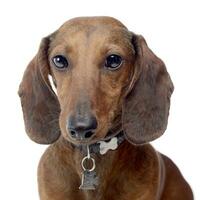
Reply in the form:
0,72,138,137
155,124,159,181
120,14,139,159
62,111,123,147
68,136,98,146
66,120,122,146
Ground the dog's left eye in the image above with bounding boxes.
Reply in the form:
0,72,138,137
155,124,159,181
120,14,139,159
52,55,68,69
105,54,122,70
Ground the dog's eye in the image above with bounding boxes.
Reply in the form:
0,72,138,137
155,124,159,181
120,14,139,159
52,55,68,69
105,54,122,70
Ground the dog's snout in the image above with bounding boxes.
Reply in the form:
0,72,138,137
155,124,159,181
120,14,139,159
68,114,97,140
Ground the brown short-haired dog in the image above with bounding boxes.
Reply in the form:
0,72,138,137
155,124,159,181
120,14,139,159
18,17,193,200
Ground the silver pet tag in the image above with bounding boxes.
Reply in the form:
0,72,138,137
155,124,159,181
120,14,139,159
79,170,98,190
79,146,99,190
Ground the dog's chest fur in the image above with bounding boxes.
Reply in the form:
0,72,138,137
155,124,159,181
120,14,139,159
38,139,160,200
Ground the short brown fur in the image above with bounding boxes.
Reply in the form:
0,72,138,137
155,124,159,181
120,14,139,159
19,17,193,200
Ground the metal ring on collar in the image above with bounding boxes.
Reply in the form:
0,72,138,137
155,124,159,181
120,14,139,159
81,156,96,172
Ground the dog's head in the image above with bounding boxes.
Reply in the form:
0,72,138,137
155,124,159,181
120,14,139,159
18,17,173,145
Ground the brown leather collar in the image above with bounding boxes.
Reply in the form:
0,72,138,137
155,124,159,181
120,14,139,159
73,130,125,155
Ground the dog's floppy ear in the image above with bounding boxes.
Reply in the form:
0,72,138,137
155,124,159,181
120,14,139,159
122,33,174,145
18,35,61,144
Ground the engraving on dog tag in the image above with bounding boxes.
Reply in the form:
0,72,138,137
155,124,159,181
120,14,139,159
79,170,99,190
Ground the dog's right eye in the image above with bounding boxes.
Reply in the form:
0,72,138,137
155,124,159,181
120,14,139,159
105,54,122,70
52,55,68,69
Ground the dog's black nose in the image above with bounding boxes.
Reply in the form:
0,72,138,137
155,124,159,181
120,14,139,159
68,114,97,140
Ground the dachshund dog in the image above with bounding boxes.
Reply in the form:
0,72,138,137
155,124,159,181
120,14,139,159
18,17,193,200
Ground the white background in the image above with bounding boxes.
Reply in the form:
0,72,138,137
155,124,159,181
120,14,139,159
0,0,199,199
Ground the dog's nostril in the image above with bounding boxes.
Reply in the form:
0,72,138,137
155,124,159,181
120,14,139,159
84,131,94,139
68,114,97,140
69,130,76,137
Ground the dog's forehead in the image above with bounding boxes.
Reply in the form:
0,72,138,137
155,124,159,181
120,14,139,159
55,17,128,40
60,16,127,30
51,17,131,50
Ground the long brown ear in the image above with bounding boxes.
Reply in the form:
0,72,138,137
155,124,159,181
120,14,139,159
18,36,61,144
122,34,174,145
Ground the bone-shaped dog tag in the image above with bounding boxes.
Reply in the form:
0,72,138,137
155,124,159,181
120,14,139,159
99,137,118,155
79,170,99,190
